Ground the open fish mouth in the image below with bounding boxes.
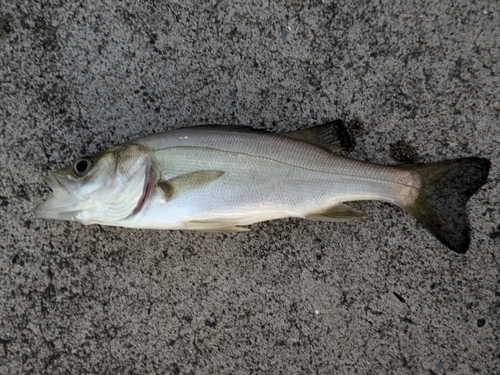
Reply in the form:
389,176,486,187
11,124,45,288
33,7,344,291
43,174,71,195
34,174,81,221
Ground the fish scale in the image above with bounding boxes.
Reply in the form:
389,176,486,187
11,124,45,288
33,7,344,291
132,134,408,221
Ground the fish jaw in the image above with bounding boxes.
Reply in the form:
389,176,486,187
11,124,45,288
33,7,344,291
34,176,82,221
35,167,151,226
34,196,81,221
34,173,95,222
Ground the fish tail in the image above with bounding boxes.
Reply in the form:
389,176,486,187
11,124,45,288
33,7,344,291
400,157,490,253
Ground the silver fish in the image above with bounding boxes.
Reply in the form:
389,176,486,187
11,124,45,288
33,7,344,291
34,122,490,253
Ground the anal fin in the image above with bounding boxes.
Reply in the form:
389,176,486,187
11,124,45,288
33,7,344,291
184,219,250,232
307,203,366,222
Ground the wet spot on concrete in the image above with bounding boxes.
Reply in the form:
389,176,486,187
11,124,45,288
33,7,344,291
390,140,418,163
347,117,365,140
34,16,59,51
0,14,13,38
489,231,500,239
435,361,445,371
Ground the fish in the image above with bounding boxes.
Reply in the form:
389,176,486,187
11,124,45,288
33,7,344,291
34,121,490,253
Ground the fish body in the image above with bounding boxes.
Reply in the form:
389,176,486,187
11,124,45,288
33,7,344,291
35,122,490,253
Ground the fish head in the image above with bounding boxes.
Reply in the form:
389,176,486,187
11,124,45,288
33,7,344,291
34,144,151,225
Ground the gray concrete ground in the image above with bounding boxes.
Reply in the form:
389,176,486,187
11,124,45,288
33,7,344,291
1,0,499,374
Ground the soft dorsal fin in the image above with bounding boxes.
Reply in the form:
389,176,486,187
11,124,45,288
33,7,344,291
307,203,366,222
158,170,224,200
283,120,353,153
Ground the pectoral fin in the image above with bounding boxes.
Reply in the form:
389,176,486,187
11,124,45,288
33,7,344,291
184,219,250,232
283,120,353,153
158,170,224,200
307,203,366,222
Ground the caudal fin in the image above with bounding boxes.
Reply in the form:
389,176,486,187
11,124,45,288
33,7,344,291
400,157,490,253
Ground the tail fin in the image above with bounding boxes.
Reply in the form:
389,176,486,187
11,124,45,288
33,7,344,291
400,157,490,253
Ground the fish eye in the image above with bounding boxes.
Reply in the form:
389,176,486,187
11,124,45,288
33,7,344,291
74,157,93,177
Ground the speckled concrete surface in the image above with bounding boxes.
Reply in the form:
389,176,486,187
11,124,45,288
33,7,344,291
1,1,499,374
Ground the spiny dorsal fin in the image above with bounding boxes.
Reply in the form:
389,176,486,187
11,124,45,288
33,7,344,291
283,120,353,153
158,170,224,200
307,203,366,222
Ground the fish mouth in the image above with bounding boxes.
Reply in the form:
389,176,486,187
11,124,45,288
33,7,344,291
43,174,69,195
34,174,80,221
